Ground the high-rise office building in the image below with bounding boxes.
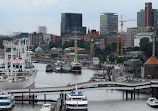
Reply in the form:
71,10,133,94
137,10,145,27
145,2,153,27
61,13,86,37
137,2,158,28
100,13,118,38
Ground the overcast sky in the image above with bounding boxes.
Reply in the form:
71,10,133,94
0,0,157,35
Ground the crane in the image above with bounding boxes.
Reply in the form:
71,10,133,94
117,15,138,57
104,16,138,57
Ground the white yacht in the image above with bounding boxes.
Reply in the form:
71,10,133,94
0,91,15,110
147,97,158,107
40,104,53,111
65,86,88,111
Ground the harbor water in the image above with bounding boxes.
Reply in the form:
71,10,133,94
10,63,156,111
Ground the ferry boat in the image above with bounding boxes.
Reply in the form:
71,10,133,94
40,104,53,111
0,38,37,89
147,97,158,107
0,91,15,110
65,85,88,111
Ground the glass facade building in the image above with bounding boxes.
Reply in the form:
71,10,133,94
137,2,158,28
61,13,86,37
100,13,118,38
137,10,145,27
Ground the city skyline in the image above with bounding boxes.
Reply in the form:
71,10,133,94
0,0,157,35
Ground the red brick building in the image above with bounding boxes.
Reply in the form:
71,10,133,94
144,56,158,79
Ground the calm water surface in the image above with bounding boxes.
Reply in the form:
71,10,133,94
10,63,156,111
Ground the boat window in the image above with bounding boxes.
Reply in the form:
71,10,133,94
66,97,71,100
72,67,81,70
0,97,8,99
0,102,8,106
83,98,87,100
73,98,81,100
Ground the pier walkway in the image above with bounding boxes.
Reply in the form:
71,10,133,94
6,80,158,94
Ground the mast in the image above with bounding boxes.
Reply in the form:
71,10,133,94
74,26,78,63
10,42,13,75
71,26,80,63
153,27,156,56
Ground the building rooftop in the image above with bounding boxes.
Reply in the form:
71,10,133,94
35,46,43,52
145,56,158,65
101,13,116,15
135,32,153,36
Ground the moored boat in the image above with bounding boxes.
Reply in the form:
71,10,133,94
62,64,71,73
0,91,15,110
89,73,106,81
46,64,53,72
147,97,158,107
40,104,53,111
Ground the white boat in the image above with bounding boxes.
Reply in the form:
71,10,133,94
147,97,158,107
0,91,15,110
71,62,81,74
0,38,37,89
65,85,88,111
62,64,71,73
89,73,106,82
40,104,53,111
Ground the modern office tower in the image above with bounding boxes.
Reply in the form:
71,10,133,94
100,13,118,38
145,2,153,27
153,9,158,26
137,10,145,27
137,2,158,28
61,13,86,37
37,26,47,34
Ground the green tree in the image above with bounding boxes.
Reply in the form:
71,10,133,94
109,54,115,63
49,41,57,49
62,41,74,49
140,37,150,51
116,56,127,63
0,36,12,49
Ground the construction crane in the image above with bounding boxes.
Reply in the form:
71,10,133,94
117,15,138,57
104,16,138,57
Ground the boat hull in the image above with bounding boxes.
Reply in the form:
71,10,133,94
0,73,36,89
71,70,81,74
147,98,158,108
147,103,158,108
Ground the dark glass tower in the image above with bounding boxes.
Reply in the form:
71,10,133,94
61,13,86,37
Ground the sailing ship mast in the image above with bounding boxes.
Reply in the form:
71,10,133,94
71,26,80,63
74,27,78,63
